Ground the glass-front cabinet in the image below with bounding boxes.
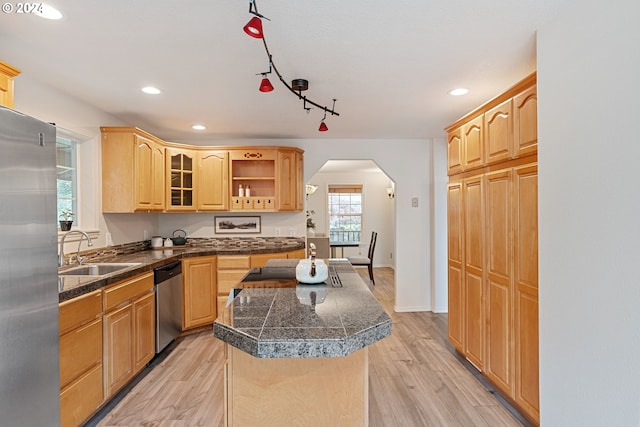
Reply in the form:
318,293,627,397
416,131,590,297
166,147,195,211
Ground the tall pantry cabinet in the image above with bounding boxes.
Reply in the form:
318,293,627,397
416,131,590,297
445,73,539,424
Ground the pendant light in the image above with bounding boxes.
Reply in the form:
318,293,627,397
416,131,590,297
243,16,263,38
318,120,328,132
259,76,274,92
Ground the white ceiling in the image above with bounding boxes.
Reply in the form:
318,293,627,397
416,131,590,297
0,0,564,142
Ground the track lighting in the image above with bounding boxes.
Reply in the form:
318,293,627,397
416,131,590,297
243,0,339,131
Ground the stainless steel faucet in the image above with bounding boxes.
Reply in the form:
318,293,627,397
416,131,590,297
58,230,93,267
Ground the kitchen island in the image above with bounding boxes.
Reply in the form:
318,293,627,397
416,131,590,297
213,259,391,427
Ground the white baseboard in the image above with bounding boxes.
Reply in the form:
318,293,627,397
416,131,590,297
393,305,431,313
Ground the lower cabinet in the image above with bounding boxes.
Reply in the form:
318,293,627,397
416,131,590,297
183,255,217,330
59,290,103,427
103,272,155,399
216,250,306,316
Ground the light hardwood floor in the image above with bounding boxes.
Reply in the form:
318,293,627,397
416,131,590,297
91,267,526,427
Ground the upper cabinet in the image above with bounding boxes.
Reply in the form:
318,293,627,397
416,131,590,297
0,61,20,108
101,127,166,213
277,149,303,212
445,73,537,175
100,127,303,213
197,150,229,211
166,147,196,211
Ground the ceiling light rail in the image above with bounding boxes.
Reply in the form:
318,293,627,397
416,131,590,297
243,0,339,131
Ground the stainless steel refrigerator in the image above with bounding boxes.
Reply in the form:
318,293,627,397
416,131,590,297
0,105,60,425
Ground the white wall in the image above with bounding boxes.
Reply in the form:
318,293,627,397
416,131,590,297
538,1,640,425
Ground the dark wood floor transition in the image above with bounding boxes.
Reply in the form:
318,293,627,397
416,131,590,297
90,267,528,427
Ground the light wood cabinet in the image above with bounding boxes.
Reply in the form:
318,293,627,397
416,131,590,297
0,61,20,108
277,149,304,211
101,127,166,212
183,255,217,330
197,150,229,211
447,128,463,175
59,290,103,427
216,254,251,315
463,175,484,370
446,73,539,425
216,250,305,315
484,170,513,395
462,115,484,171
484,99,513,165
514,85,538,157
166,147,196,211
513,165,539,422
103,272,154,399
101,128,303,213
447,180,464,352
229,149,277,211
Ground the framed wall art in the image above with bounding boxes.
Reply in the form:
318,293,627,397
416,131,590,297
214,216,261,234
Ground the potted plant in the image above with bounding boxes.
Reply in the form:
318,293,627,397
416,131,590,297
59,208,73,231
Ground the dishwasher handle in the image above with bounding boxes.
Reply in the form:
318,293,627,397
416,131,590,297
154,260,182,284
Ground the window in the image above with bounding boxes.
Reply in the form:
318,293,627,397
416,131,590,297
56,136,77,225
328,185,362,243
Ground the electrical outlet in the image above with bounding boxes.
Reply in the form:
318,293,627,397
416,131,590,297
143,229,148,240
275,227,281,237
288,227,296,236
106,232,113,246
411,197,419,207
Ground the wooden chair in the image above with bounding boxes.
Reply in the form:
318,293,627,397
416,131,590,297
347,231,377,285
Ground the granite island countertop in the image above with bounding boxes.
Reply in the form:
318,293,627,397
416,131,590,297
213,259,392,359
58,237,305,302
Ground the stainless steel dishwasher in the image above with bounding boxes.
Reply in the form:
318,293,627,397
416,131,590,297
154,260,182,353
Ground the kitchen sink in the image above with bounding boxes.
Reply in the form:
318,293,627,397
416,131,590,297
59,263,141,277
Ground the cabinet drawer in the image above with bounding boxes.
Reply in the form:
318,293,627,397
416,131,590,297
251,252,287,268
60,318,102,389
60,363,103,427
218,270,250,294
59,290,102,335
104,272,153,311
217,255,251,269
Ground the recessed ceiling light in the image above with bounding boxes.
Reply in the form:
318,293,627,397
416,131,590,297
449,88,469,96
36,4,62,20
192,124,206,130
141,86,161,95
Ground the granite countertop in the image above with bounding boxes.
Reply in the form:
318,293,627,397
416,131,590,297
58,237,305,302
213,259,392,359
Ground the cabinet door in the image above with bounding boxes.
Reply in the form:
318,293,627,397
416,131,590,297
251,252,287,268
484,170,513,395
463,116,483,171
277,150,302,211
513,165,539,422
152,141,165,210
447,181,464,352
134,292,155,373
183,256,217,330
463,175,484,369
197,150,229,211
0,62,19,108
484,99,513,165
134,134,155,210
447,128,463,175
104,304,134,398
60,363,103,427
166,147,196,211
514,85,538,157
